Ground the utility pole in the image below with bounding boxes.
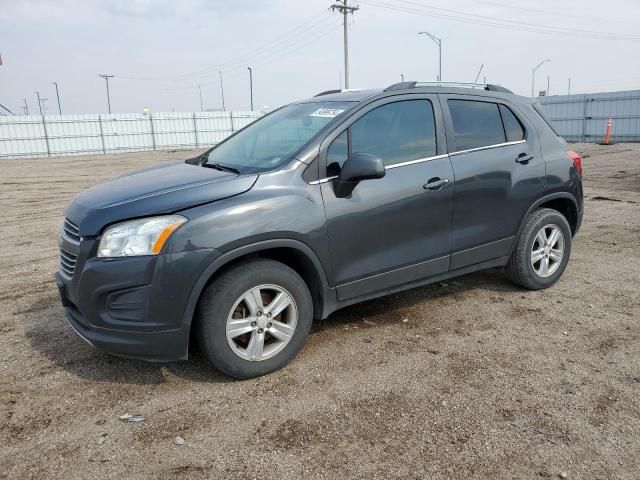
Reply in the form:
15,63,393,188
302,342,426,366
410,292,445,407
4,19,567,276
34,91,44,115
547,75,550,96
568,77,571,95
22,98,29,115
98,74,114,113
247,67,254,111
418,31,442,81
197,85,203,112
331,0,359,89
218,71,226,111
531,59,550,98
51,81,62,114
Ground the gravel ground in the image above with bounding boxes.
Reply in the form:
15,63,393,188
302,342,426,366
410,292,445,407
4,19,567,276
1,144,639,479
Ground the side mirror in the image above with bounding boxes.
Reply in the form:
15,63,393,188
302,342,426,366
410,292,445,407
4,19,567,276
333,152,385,198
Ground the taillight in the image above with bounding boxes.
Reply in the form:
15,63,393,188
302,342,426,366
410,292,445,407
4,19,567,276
566,150,582,177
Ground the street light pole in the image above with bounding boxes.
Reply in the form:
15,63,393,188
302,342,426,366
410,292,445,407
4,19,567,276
218,71,226,111
51,82,62,114
531,59,550,98
22,98,29,115
197,85,203,112
98,74,114,113
418,31,442,81
247,67,254,111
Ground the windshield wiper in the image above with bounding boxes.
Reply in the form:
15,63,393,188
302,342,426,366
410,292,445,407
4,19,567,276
203,162,241,174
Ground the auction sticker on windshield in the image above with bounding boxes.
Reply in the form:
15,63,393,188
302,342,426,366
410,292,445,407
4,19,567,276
310,108,345,118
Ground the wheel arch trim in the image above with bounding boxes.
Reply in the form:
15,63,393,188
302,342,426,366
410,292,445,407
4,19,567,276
181,239,334,332
510,192,579,257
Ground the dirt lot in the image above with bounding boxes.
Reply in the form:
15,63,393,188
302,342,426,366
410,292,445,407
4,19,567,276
1,144,639,479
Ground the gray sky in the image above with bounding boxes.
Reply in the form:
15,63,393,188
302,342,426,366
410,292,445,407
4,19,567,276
1,0,639,114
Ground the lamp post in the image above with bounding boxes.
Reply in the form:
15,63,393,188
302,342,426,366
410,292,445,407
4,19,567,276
218,71,226,111
197,85,203,112
531,59,550,98
418,31,442,81
247,67,254,111
51,82,62,114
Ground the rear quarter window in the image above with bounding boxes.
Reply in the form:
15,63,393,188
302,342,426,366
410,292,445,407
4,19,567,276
499,104,525,142
532,102,560,136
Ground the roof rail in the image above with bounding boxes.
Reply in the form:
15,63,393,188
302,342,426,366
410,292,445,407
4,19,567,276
314,88,366,97
383,81,513,94
314,89,343,97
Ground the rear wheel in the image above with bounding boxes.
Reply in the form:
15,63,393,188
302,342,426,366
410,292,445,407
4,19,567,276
506,208,572,290
195,259,313,379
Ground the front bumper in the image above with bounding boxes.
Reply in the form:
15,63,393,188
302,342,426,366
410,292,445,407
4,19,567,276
55,244,221,362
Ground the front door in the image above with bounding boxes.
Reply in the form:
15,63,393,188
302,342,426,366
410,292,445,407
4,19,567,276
319,96,454,301
441,96,546,269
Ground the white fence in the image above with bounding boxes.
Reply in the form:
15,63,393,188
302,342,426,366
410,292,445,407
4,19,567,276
0,111,263,159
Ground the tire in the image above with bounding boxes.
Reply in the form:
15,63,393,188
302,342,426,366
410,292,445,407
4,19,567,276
506,208,572,290
195,259,313,379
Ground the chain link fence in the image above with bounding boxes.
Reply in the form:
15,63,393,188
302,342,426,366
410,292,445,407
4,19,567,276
0,111,262,159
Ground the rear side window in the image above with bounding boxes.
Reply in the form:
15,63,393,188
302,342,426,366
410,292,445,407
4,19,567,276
499,104,525,142
448,100,506,151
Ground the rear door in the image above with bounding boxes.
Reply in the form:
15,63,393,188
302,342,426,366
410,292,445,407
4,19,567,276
319,95,454,301
441,95,545,269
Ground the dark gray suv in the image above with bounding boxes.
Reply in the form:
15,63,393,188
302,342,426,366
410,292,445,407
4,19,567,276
56,82,583,378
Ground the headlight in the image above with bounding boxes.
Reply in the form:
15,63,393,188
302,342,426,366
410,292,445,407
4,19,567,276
97,215,187,258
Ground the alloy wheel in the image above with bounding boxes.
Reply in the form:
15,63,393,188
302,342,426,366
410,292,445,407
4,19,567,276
225,284,298,361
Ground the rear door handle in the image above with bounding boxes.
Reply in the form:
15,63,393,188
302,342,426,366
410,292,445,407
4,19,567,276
423,177,449,190
516,153,533,164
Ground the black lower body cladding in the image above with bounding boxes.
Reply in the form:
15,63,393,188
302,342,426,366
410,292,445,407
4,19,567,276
56,246,222,361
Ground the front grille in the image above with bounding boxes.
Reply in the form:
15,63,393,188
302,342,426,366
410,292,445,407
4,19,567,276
63,218,81,243
59,248,77,277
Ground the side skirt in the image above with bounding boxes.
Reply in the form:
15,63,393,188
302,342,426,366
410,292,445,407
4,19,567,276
320,256,509,319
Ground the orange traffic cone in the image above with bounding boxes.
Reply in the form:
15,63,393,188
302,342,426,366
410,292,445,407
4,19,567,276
604,116,612,145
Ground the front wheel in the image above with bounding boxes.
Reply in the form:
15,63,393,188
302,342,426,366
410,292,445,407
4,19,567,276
506,208,572,290
195,259,313,379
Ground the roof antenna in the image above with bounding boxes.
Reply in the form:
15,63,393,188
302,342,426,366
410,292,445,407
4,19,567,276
474,64,484,84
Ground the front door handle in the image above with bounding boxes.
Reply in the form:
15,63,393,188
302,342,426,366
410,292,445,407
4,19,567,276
516,153,533,164
423,177,449,191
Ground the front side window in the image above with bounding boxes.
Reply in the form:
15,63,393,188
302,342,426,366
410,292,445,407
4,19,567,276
205,101,354,174
326,100,437,175
351,100,437,167
448,100,506,151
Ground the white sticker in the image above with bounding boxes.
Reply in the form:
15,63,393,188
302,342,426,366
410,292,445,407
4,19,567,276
310,108,345,118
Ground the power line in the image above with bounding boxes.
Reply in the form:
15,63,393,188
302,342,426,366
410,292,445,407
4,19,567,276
357,0,640,41
117,10,336,82
159,21,342,90
471,0,640,27
385,0,640,38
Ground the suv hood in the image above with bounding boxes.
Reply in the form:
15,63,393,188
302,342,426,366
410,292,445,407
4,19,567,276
66,160,258,236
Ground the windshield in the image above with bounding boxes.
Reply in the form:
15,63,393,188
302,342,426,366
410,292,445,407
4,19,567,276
205,101,355,174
